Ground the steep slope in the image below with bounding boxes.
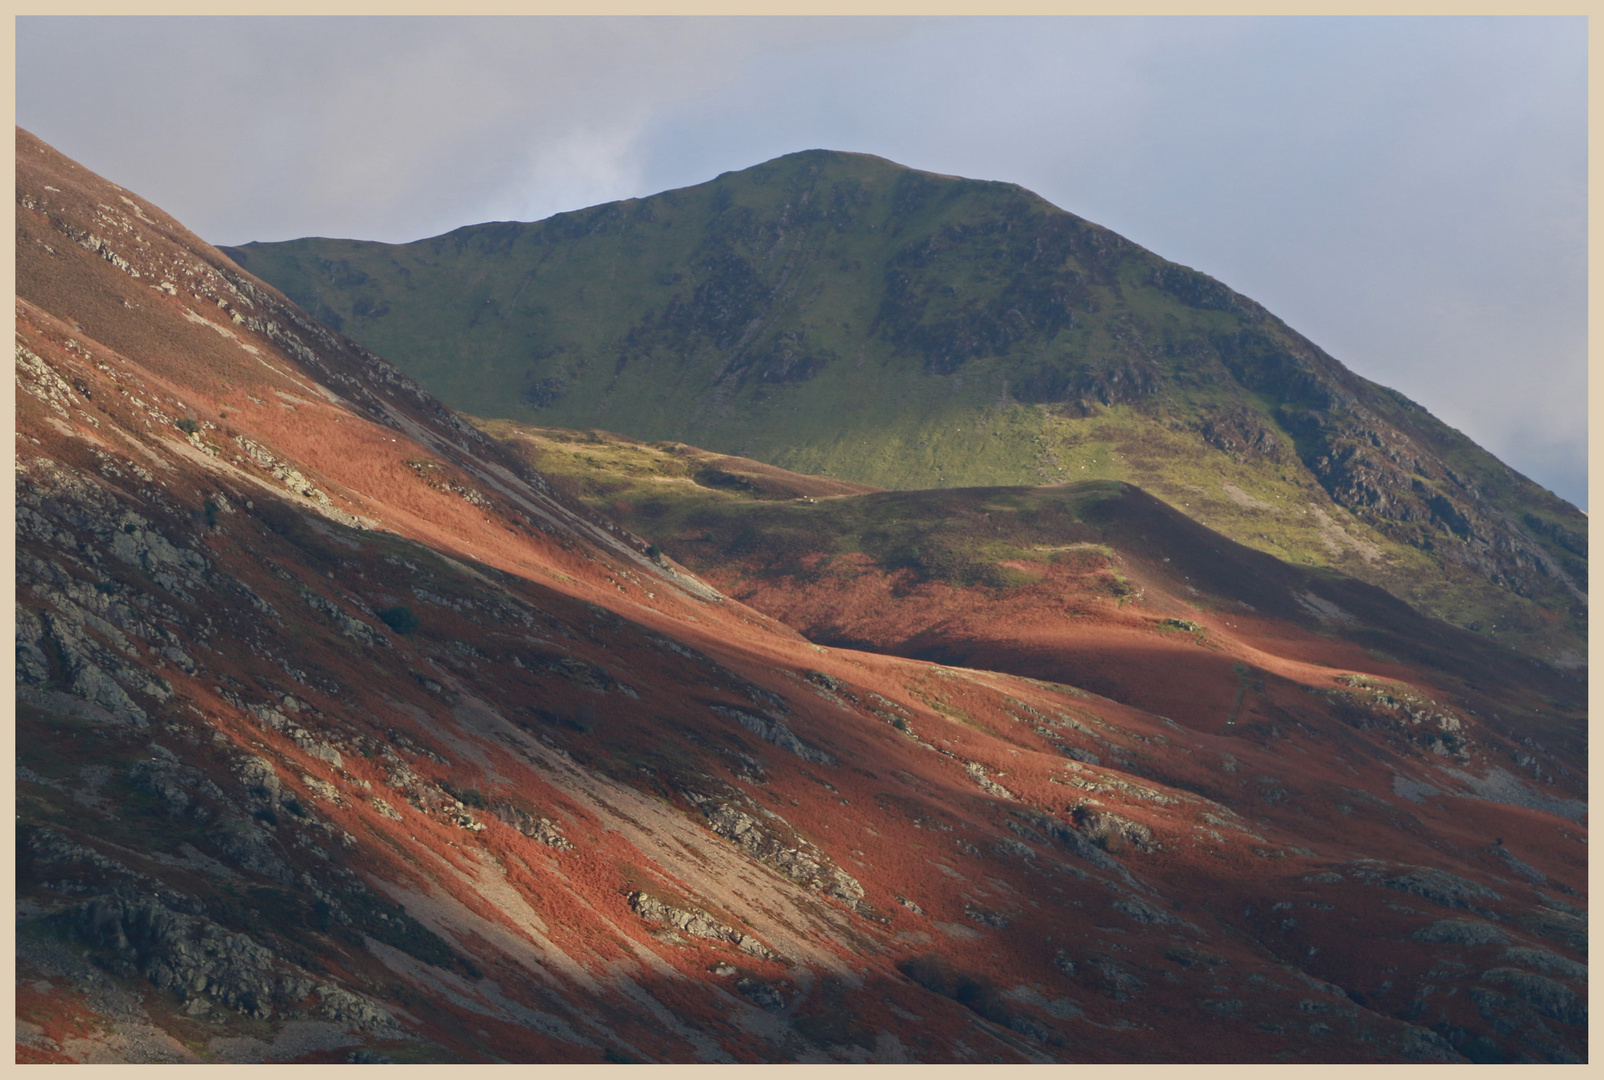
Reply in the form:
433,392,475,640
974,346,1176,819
223,150,1585,669
16,129,1588,1065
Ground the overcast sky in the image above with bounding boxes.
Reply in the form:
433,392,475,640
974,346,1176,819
16,16,1587,509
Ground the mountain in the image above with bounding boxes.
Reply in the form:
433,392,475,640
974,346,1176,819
222,150,1586,670
16,128,1588,1064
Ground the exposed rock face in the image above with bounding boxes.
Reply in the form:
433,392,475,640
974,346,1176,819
1346,863,1504,916
59,896,312,1019
1326,676,1471,759
626,892,778,960
735,977,785,1011
683,788,867,911
1067,805,1159,855
54,894,398,1030
490,803,574,850
1475,969,1588,1031
1413,920,1509,947
710,704,836,765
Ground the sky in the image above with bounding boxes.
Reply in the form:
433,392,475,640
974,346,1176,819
16,16,1588,509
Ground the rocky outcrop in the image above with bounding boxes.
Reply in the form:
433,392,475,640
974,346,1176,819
1327,676,1471,759
1067,805,1159,855
1476,968,1586,1028
710,704,835,765
964,761,1015,801
129,749,227,821
625,892,777,959
1053,761,1177,805
1412,919,1509,947
1006,810,1129,880
1497,947,1588,982
735,977,785,1011
56,896,309,1019
52,895,395,1029
300,590,388,649
491,803,574,850
1342,860,1502,916
699,798,865,910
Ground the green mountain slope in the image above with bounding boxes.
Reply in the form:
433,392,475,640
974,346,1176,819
222,150,1585,668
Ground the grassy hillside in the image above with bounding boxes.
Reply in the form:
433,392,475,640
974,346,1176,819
224,151,1585,667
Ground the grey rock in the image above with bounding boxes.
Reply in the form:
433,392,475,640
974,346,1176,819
26,826,153,888
1411,919,1509,946
1113,898,1179,927
1004,984,1082,1020
964,905,1011,929
993,837,1035,860
34,608,149,726
1494,847,1550,886
1382,867,1501,912
1518,896,1587,955
735,977,784,1011
128,758,194,818
492,803,575,850
711,704,835,765
314,983,396,1030
1497,947,1587,982
1478,967,1587,1026
1435,765,1587,823
15,603,53,684
1086,955,1144,1001
1054,761,1177,804
298,739,344,769
964,761,1015,801
56,895,307,1021
209,814,295,883
626,891,777,960
301,591,388,649
1069,805,1159,854
1007,1014,1056,1043
698,798,864,908
1397,1024,1464,1062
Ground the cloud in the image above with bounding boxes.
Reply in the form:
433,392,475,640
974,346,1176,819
16,16,1586,507
17,17,918,242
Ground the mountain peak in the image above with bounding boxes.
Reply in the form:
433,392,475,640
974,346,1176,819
225,152,1584,669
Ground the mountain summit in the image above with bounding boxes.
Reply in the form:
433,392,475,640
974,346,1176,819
225,150,1584,668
